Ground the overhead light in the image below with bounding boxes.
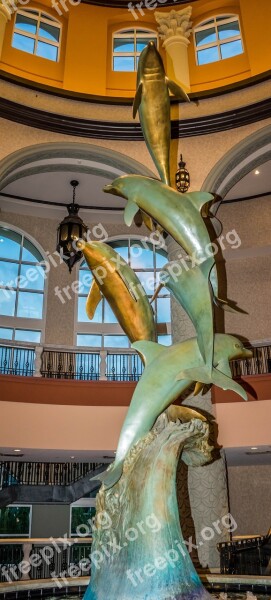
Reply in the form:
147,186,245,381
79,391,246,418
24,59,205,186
250,447,258,450
254,169,260,175
70,456,75,459
14,449,21,452
176,154,190,193
56,180,89,273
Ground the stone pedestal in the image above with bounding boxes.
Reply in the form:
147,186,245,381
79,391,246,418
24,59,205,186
167,237,230,569
155,7,193,92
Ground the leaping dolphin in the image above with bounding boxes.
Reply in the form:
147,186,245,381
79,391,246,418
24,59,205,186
133,41,190,187
94,334,252,489
77,240,156,343
103,175,228,309
152,257,215,375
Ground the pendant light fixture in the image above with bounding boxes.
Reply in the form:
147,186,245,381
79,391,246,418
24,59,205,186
56,180,88,272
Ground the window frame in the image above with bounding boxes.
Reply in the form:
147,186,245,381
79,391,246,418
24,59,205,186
194,14,243,66
75,235,171,349
12,8,62,62
112,28,158,72
0,504,32,538
0,222,47,344
69,498,96,538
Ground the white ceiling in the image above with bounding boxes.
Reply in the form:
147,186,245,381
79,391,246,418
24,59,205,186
224,159,271,200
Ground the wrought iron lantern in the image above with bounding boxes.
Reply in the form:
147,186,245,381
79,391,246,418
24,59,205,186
175,154,190,193
56,180,88,272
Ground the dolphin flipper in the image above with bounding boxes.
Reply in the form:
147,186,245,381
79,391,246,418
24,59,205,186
124,198,140,226
175,366,248,401
133,82,143,118
86,279,102,320
185,191,215,214
90,462,124,490
166,77,190,102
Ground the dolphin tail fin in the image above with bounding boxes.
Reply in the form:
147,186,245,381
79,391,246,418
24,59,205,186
176,366,248,401
133,82,143,118
166,77,190,102
90,462,124,490
124,198,140,226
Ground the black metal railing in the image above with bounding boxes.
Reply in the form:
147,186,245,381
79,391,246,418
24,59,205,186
231,344,271,377
41,350,100,380
0,462,103,489
0,539,92,582
0,344,35,376
106,352,144,381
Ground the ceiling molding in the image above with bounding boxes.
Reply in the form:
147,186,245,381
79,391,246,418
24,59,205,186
81,0,197,7
0,96,271,141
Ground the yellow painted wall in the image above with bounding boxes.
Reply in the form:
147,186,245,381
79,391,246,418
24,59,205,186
0,0,270,96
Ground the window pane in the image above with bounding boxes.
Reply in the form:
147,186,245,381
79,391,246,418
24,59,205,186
15,14,37,34
15,329,41,343
156,297,171,323
77,334,102,347
218,21,240,40
158,334,172,346
71,507,96,536
17,291,43,319
0,506,31,536
113,56,135,71
39,21,60,42
78,296,102,323
155,250,168,268
20,265,45,291
12,33,35,54
197,46,219,65
0,289,16,316
36,41,58,61
104,335,129,348
221,39,243,59
136,271,155,295
79,270,93,295
104,302,118,324
130,241,154,269
195,27,216,47
0,229,21,260
136,38,156,52
114,38,134,53
0,327,13,340
22,239,43,263
0,261,19,287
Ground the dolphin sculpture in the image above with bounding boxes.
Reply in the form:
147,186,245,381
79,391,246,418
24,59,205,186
94,334,252,489
76,240,156,343
152,257,215,375
133,41,190,187
103,175,228,309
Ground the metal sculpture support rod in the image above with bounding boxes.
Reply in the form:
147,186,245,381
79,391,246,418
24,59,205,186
85,410,213,600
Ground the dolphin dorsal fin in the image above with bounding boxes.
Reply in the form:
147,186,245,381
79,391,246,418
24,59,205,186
184,191,214,214
132,341,164,366
86,279,102,320
124,198,140,227
133,82,143,118
166,77,190,103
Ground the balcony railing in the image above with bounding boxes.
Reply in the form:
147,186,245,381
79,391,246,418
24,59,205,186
0,538,92,583
0,340,270,381
0,462,104,490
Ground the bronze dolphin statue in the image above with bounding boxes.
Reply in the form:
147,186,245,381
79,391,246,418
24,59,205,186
77,240,156,343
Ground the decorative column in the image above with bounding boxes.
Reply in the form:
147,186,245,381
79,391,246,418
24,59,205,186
167,237,230,570
155,7,193,92
0,1,11,59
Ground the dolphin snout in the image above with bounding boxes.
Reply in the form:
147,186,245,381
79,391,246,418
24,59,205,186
103,184,113,193
242,348,253,359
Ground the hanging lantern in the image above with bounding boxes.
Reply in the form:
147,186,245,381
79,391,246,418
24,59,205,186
175,154,190,193
56,180,88,272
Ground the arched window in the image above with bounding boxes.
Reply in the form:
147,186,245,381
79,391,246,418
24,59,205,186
12,9,61,62
113,29,157,71
76,238,171,348
0,225,46,343
194,15,243,65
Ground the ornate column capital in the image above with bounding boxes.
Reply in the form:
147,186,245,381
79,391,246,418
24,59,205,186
0,0,12,21
155,6,193,47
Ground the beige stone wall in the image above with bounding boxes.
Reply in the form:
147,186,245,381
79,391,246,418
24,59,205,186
227,465,271,536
